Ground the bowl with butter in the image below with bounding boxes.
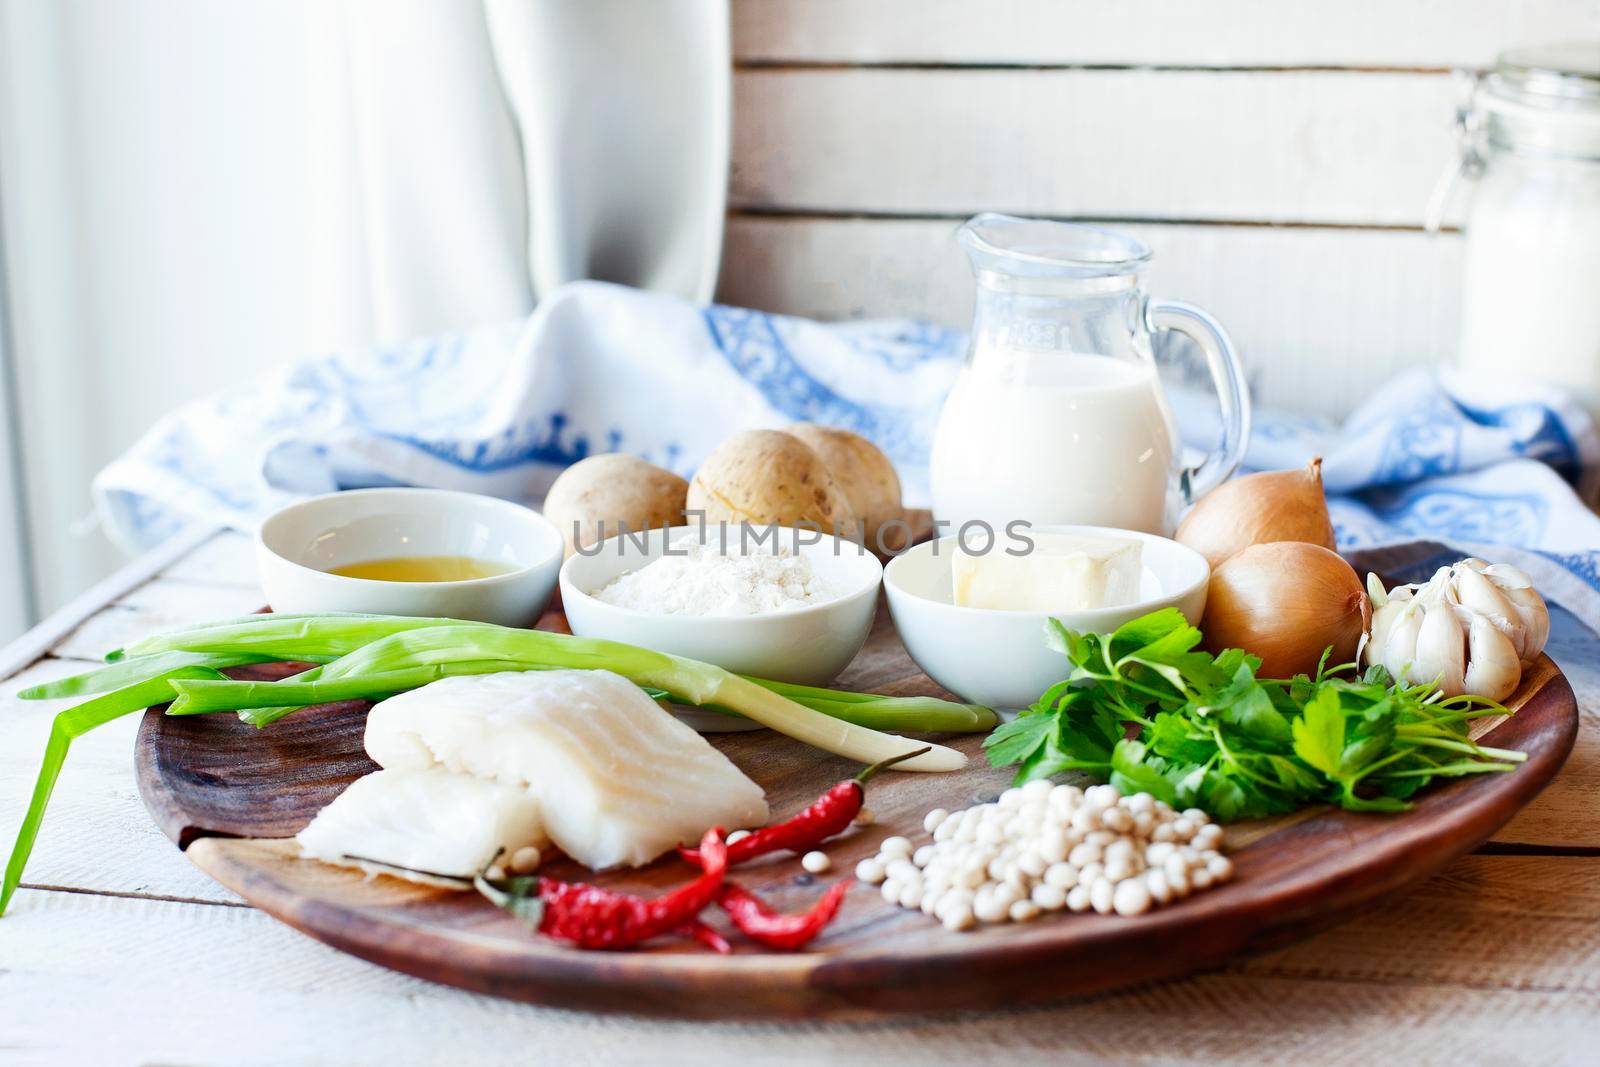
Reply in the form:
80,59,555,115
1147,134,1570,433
884,525,1210,709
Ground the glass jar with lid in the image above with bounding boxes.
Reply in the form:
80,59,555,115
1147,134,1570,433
1446,43,1600,418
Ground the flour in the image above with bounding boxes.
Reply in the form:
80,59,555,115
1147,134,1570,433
592,544,841,616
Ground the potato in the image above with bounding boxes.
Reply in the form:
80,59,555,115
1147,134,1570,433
783,423,905,553
543,453,689,558
686,430,858,536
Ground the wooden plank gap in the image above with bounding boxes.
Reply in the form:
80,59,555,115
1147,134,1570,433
735,60,1460,75
728,206,1461,234
16,881,251,909
1474,842,1600,858
1233,965,1590,997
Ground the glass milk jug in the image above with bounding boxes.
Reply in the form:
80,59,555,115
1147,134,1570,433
931,214,1250,534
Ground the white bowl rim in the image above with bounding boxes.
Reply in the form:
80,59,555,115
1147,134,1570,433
883,524,1210,621
559,523,884,622
258,487,562,589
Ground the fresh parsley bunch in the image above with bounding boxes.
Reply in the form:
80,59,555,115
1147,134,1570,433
983,608,1526,822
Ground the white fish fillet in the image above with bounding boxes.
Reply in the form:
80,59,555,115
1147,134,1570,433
364,669,769,870
296,767,547,887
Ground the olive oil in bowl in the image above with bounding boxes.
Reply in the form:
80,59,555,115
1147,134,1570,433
328,555,517,583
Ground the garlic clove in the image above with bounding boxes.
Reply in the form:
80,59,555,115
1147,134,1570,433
1378,600,1424,684
1365,598,1405,668
1413,602,1466,696
1482,562,1535,591
1366,572,1389,607
1463,613,1522,702
1452,563,1529,659
1501,584,1550,664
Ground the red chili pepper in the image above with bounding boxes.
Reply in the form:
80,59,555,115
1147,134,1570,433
717,880,849,951
679,746,930,868
534,827,728,950
677,920,731,955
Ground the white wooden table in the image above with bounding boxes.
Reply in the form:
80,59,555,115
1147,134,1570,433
3,528,1598,1066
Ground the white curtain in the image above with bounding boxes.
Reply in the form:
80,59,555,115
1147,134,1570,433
305,0,729,345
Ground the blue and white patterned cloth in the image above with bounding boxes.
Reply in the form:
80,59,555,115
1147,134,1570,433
95,280,1600,632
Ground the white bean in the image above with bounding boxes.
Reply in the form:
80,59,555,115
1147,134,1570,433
1009,900,1042,922
975,893,1009,923
854,858,886,884
1208,855,1235,883
1021,778,1054,801
509,846,543,875
1089,877,1116,914
912,844,937,868
922,808,950,834
880,836,913,858
1068,842,1102,867
1066,885,1092,912
725,830,751,846
1044,862,1079,890
1086,784,1122,807
1039,829,1069,865
1032,883,1067,911
1113,878,1153,916
1103,857,1136,883
801,850,831,874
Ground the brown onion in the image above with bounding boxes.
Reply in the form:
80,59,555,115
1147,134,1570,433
1176,458,1337,569
1202,541,1371,678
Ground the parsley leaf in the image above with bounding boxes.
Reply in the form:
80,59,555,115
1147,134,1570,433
984,608,1526,822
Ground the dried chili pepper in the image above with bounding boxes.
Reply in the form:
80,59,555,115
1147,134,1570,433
716,880,849,951
475,827,729,951
679,746,930,868
678,919,731,955
532,826,729,949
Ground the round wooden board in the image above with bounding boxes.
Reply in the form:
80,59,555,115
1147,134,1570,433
134,606,1578,1020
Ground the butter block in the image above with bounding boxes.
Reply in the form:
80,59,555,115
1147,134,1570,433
952,533,1143,611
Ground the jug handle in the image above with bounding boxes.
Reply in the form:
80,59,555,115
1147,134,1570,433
1145,300,1252,504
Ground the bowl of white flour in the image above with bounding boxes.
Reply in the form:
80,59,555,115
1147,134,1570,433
558,525,882,687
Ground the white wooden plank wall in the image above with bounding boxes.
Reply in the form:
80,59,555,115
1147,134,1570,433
718,0,1600,417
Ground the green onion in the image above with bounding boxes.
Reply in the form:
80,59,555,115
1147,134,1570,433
19,651,313,700
167,623,972,771
1,667,220,915
3,613,990,917
116,613,456,662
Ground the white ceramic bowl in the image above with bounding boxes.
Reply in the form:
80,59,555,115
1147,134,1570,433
257,488,563,627
559,526,883,686
884,525,1211,709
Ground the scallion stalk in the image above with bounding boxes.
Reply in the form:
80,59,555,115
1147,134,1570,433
3,613,990,917
1,667,221,915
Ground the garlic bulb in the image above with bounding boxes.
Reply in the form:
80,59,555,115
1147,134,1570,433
1363,559,1549,701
